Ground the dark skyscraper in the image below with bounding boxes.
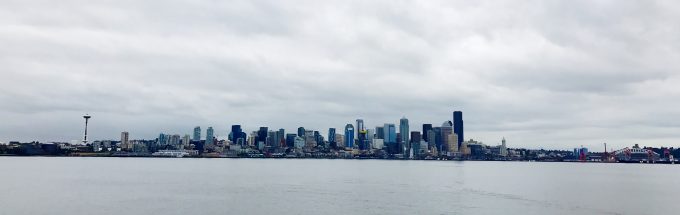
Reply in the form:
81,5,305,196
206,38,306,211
375,126,384,140
297,127,306,138
257,127,268,144
344,124,354,148
285,133,296,148
453,111,464,149
422,124,432,142
230,125,245,142
328,128,336,144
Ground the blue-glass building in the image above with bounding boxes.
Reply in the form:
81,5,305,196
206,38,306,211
344,124,354,148
193,126,201,141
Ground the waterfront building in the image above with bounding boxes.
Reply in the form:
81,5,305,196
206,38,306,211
453,111,464,150
193,126,201,141
344,124,355,148
501,137,508,157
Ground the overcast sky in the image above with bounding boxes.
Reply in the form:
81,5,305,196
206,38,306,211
1,0,679,150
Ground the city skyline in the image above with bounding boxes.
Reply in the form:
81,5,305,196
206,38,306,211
2,1,680,150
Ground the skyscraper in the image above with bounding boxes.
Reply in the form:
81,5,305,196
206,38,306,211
120,131,129,151
375,126,384,139
230,125,246,145
206,127,215,146
356,119,365,141
453,111,464,150
257,127,268,145
297,127,306,138
328,128,336,145
422,124,433,142
441,121,453,153
384,123,397,154
399,117,409,155
344,124,354,148
193,126,201,141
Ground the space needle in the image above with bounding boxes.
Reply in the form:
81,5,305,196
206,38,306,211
83,114,91,144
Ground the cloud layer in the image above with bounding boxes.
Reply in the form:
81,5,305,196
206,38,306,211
2,0,680,150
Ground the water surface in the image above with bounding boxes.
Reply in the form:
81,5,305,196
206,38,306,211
0,157,676,214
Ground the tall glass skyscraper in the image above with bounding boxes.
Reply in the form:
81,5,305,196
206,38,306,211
422,124,432,142
453,111,464,149
193,126,201,141
384,123,397,154
344,124,354,148
257,127,268,144
328,128,336,144
297,127,306,138
206,127,215,146
399,117,409,155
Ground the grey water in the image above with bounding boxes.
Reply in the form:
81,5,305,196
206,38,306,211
0,157,676,215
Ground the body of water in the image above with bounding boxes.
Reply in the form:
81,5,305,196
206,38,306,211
0,157,677,214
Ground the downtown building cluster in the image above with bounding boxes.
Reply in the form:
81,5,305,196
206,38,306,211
109,110,508,159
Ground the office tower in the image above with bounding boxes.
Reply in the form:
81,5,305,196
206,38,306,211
453,111,464,150
441,121,453,153
501,137,508,157
182,134,190,148
297,127,306,138
433,127,442,154
344,124,355,148
285,133,297,148
294,136,305,149
193,126,201,141
206,127,215,146
304,130,316,148
356,119,365,138
158,133,167,146
384,123,397,154
170,134,181,148
410,131,422,157
446,133,459,155
375,126,384,139
120,131,129,151
422,124,433,142
358,129,368,150
230,125,243,142
399,117,409,155
427,130,436,150
278,128,285,147
328,128,336,145
335,134,344,149
257,127,268,145
267,131,277,147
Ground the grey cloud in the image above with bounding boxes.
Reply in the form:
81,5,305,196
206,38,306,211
1,0,680,150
